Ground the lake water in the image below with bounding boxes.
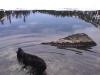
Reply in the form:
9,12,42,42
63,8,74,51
0,11,100,75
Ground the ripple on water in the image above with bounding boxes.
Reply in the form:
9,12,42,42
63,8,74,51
0,35,100,75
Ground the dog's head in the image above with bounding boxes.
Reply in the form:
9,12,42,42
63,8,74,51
16,48,24,54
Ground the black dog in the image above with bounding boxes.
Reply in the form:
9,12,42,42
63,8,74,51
16,48,47,75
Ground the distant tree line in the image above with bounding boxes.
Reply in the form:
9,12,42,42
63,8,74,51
0,10,100,28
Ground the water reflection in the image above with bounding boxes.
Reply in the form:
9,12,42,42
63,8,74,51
0,10,100,28
0,10,30,24
0,10,100,75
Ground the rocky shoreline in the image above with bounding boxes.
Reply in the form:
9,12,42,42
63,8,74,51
41,33,97,49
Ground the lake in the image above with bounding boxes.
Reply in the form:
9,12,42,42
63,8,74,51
0,10,100,75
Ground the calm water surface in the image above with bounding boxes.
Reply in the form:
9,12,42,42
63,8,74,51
0,11,100,75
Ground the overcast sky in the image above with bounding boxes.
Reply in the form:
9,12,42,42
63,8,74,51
0,0,100,10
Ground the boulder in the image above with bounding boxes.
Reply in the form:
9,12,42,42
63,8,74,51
41,33,97,49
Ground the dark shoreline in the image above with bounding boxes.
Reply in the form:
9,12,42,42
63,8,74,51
0,10,100,28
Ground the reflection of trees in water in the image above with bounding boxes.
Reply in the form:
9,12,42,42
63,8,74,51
0,10,30,24
0,11,5,19
32,10,75,17
32,10,100,28
0,11,5,24
33,10,100,28
5,11,12,24
12,10,30,22
0,10,100,28
77,10,100,28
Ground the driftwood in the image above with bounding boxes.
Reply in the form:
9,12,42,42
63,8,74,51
16,48,47,75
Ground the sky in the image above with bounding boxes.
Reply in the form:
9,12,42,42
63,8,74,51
0,0,100,10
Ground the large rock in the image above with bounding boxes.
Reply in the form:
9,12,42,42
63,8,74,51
41,33,97,49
